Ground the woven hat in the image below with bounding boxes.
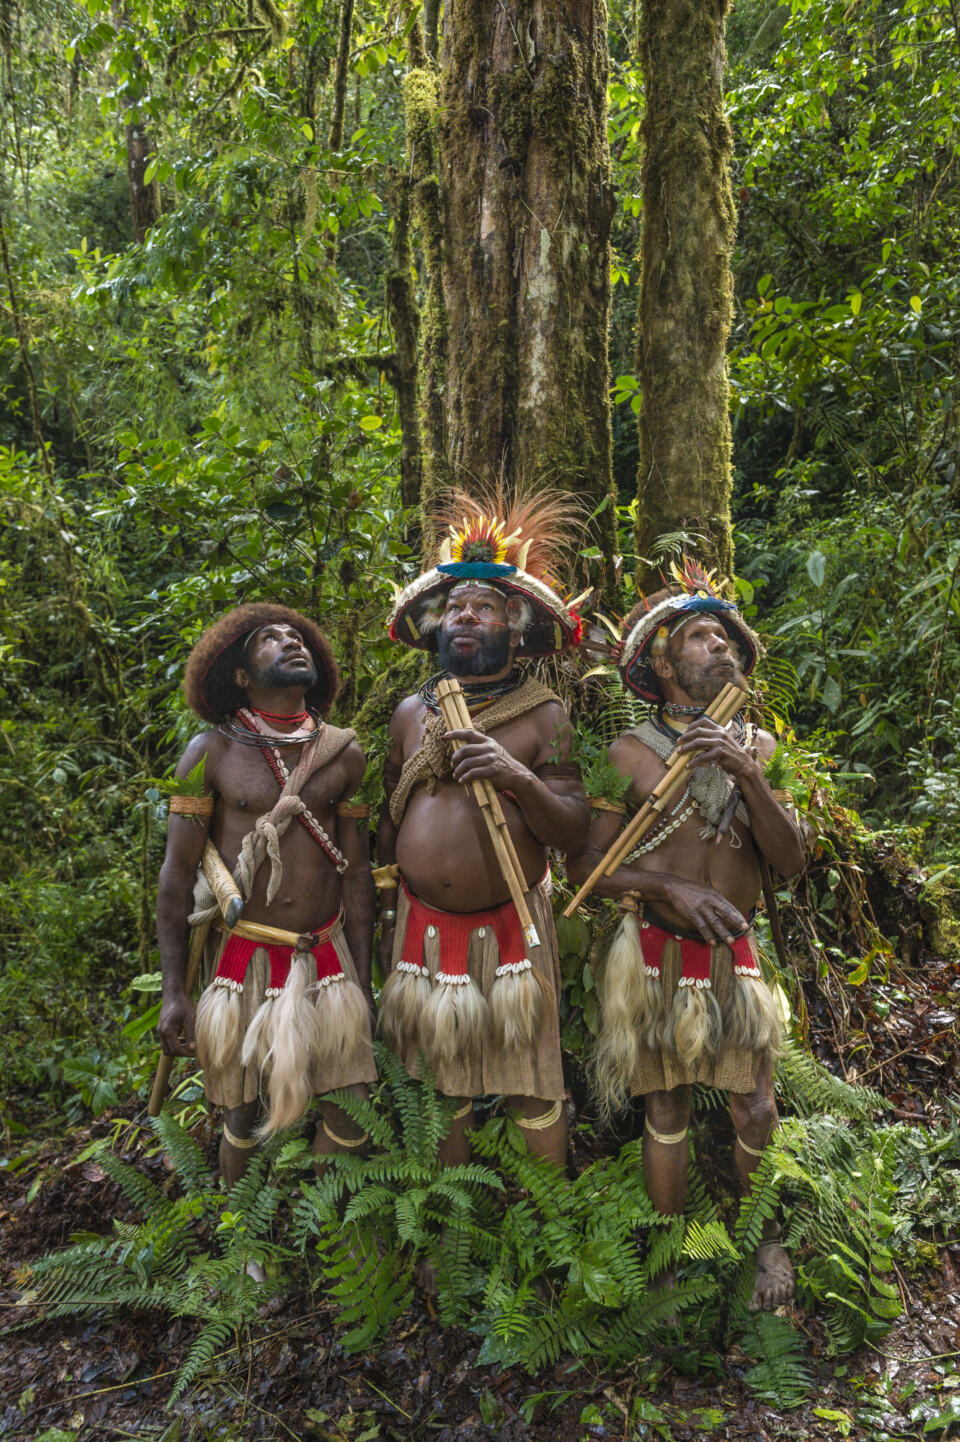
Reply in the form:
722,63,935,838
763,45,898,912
619,558,760,702
387,487,583,657
184,603,340,723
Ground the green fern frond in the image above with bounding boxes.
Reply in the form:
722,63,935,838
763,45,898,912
151,1112,210,1193
776,1034,887,1120
739,1313,812,1410
683,1219,739,1263
167,1318,235,1406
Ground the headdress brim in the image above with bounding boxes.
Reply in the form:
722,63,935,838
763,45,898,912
184,603,340,723
619,593,760,701
387,564,582,657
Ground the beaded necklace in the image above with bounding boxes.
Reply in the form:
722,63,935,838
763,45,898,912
418,666,524,716
232,709,347,873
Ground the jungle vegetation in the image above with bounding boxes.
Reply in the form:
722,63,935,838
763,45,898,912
2,0,960,1430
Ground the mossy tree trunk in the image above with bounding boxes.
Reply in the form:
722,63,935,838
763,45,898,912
409,0,618,578
125,118,159,242
634,0,736,588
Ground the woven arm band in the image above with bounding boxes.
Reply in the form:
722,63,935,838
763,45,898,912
534,760,583,783
337,801,372,819
590,796,627,815
170,794,214,816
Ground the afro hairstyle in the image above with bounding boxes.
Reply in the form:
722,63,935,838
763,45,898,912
183,603,340,724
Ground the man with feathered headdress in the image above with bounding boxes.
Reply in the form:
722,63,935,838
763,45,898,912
567,560,804,1312
156,605,377,1221
376,488,589,1195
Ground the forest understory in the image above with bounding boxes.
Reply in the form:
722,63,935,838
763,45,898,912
3,0,960,1435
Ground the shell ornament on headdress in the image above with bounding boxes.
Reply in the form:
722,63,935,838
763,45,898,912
387,487,583,657
619,554,761,701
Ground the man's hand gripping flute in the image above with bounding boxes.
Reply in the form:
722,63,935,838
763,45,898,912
435,677,541,949
563,680,747,919
435,676,549,1049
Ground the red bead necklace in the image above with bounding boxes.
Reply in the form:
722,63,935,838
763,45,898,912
250,705,311,725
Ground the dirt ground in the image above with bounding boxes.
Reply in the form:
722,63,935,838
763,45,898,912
2,1094,960,1442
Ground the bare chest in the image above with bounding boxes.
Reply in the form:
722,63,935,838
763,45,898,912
214,745,340,821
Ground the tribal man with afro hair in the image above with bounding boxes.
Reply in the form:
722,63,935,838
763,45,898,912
157,604,377,1281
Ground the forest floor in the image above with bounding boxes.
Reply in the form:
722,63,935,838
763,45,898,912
3,936,960,1442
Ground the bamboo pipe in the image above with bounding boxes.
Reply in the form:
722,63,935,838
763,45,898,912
562,681,746,918
436,677,541,950
442,683,530,893
601,683,744,875
148,915,213,1117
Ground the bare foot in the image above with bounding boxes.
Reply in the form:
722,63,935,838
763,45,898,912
749,1240,795,1311
648,1268,678,1324
244,1259,285,1315
414,1254,437,1296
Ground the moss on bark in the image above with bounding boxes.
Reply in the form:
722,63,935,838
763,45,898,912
412,0,617,591
634,0,736,589
385,171,423,512
402,60,450,540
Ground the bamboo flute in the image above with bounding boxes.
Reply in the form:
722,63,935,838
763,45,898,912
436,677,541,949
562,681,747,918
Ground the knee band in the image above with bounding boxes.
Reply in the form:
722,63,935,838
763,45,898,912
515,1099,563,1132
735,1132,768,1158
644,1116,688,1146
322,1120,368,1149
223,1122,259,1150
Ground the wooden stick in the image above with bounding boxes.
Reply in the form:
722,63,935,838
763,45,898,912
436,677,541,949
148,917,212,1117
562,682,746,918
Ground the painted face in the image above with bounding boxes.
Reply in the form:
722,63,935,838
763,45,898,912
437,584,513,677
241,623,317,690
667,616,743,703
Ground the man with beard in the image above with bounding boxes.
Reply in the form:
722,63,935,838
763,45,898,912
376,490,589,1179
157,605,377,1211
567,561,804,1311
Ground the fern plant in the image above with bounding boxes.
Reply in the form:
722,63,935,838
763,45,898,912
724,1113,902,1405
19,1114,294,1405
290,1045,504,1344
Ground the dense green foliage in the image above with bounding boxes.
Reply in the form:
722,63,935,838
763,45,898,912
2,0,959,1410
2,0,958,1119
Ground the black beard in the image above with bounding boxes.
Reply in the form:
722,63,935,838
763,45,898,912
250,656,318,691
437,627,512,678
672,655,742,705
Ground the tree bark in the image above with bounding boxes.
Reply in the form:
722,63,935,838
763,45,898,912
385,170,424,511
414,0,617,579
328,0,354,151
634,0,736,588
125,119,159,242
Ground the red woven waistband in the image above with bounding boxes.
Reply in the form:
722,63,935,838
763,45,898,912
214,915,343,991
399,879,526,976
638,917,757,983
